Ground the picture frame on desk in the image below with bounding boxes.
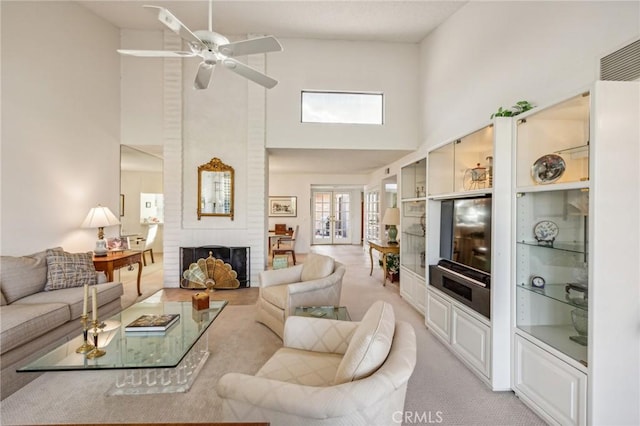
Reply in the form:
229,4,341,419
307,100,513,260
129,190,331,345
269,196,297,217
107,237,129,251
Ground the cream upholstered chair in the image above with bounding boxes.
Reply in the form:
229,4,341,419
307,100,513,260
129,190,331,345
218,301,417,425
131,223,158,266
256,253,345,339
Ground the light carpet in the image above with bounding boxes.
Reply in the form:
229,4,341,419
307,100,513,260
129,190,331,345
0,305,281,424
1,246,545,425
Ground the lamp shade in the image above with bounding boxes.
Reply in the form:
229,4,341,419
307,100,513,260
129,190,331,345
81,205,120,229
382,207,400,226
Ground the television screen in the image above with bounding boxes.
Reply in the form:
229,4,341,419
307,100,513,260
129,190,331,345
440,196,492,274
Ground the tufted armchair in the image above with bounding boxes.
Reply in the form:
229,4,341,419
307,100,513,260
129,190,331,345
256,253,345,339
218,301,417,426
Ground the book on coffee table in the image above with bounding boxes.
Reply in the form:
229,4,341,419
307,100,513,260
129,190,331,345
125,314,180,332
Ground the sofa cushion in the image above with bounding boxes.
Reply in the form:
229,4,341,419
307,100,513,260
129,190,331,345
44,249,97,291
0,303,70,354
0,250,49,303
257,347,343,387
15,281,123,320
333,300,395,384
300,254,335,282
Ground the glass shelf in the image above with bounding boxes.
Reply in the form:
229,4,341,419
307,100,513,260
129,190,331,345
516,240,586,254
517,283,588,310
516,326,588,369
555,143,589,156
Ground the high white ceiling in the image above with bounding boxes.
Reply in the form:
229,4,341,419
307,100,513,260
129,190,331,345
85,1,467,174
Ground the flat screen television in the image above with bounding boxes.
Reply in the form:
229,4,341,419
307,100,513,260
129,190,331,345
440,196,492,275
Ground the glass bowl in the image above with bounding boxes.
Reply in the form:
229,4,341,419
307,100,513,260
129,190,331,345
571,309,588,336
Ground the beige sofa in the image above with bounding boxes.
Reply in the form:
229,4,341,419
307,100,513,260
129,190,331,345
218,301,417,425
256,253,345,339
0,248,124,399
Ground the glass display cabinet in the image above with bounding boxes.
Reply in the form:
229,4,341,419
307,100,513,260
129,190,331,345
400,199,426,276
400,158,427,313
401,158,427,199
513,92,590,365
515,188,589,365
428,125,493,196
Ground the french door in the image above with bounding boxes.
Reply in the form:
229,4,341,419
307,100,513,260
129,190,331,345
312,191,351,245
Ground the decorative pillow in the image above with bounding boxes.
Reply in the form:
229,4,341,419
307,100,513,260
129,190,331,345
0,249,49,303
333,300,395,384
300,253,335,282
45,249,97,291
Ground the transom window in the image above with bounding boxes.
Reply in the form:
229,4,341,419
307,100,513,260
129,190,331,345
301,91,384,125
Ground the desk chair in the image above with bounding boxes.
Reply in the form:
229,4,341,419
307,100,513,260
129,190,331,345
272,225,298,265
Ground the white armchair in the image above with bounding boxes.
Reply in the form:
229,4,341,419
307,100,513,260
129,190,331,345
256,253,345,339
218,301,417,426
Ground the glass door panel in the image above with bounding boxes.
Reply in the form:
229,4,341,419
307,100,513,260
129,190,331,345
312,191,351,244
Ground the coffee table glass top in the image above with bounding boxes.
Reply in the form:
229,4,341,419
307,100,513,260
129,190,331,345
294,305,350,321
19,299,227,372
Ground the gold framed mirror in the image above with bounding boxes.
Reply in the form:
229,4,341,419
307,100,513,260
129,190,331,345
197,157,234,220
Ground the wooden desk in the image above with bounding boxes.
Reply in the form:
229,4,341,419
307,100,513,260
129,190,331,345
367,239,400,286
93,251,143,296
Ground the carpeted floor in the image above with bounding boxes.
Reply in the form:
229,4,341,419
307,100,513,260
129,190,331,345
0,246,545,425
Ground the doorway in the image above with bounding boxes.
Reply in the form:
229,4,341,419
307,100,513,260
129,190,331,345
312,190,353,245
120,145,164,254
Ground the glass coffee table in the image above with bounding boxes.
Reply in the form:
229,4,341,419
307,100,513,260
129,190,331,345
294,305,350,321
19,294,227,395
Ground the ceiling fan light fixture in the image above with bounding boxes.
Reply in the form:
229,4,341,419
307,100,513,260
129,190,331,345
119,3,282,89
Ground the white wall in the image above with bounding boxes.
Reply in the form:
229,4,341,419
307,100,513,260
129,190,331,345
267,38,420,151
0,1,121,255
418,1,640,150
120,30,164,147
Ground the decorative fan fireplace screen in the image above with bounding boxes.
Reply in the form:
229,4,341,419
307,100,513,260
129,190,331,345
180,246,250,288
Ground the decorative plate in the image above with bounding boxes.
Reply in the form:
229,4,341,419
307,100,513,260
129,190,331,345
533,220,559,242
531,154,566,184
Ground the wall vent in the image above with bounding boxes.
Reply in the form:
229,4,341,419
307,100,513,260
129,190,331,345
600,38,640,81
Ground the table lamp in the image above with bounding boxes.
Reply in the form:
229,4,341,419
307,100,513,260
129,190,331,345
81,205,120,256
382,207,400,245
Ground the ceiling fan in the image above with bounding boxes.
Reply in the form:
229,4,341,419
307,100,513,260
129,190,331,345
117,2,283,90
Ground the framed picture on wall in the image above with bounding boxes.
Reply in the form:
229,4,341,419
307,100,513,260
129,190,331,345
120,194,125,217
269,196,297,217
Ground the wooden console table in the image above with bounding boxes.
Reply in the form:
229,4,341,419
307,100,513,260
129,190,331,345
367,239,400,286
93,251,143,296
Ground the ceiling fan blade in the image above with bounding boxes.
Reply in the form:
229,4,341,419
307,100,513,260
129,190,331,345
143,5,206,50
117,49,196,58
194,62,215,90
218,36,283,57
222,58,278,89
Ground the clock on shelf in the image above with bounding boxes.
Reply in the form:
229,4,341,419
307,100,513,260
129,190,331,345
531,275,546,288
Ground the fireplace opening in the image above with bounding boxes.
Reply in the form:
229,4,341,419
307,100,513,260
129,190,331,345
180,246,250,288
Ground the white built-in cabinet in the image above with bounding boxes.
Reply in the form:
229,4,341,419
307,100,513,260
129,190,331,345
511,81,640,426
425,120,512,391
399,158,426,313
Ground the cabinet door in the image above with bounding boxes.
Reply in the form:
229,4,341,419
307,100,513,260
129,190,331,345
451,306,490,377
514,334,587,426
426,289,451,342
